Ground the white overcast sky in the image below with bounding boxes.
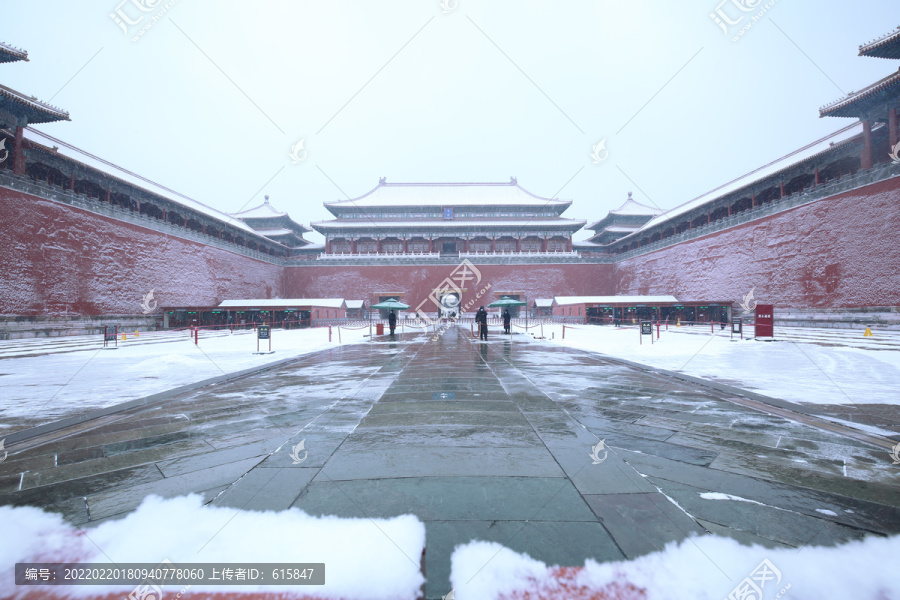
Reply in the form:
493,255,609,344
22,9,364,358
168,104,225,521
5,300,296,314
4,1,899,242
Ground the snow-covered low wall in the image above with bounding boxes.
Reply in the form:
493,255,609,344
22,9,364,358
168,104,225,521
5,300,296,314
0,315,159,340
0,495,426,600
448,535,900,600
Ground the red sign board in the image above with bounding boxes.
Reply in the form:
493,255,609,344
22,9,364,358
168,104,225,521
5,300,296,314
755,304,774,338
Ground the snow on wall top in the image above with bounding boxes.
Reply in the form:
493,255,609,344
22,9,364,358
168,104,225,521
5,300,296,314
23,127,261,236
631,121,867,236
345,300,365,308
534,299,554,307
218,298,346,308
555,295,679,305
325,180,572,209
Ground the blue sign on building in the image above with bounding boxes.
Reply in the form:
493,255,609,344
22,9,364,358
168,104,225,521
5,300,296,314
443,207,453,220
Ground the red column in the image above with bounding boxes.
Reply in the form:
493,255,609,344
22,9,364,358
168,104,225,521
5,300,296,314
106,185,111,203
779,182,785,199
890,108,899,149
814,168,820,186
403,237,408,253
516,236,521,252
491,238,496,253
566,238,572,252
751,193,756,208
861,120,873,170
13,126,25,175
69,173,75,191
351,239,357,254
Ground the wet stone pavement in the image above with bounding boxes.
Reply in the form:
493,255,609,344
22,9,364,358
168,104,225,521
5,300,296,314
2,325,899,599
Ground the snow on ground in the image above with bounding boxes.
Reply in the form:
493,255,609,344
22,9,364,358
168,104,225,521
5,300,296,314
526,323,900,410
0,494,426,600
448,534,900,599
0,326,373,434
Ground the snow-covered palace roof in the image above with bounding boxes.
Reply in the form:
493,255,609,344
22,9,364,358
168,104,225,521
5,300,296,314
324,179,572,212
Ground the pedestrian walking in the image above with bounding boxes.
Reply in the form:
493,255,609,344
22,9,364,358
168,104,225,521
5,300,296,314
388,310,397,336
476,306,488,341
503,309,511,334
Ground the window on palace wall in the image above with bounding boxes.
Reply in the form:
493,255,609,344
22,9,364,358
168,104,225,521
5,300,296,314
383,241,402,253
522,239,540,252
358,241,377,253
332,241,350,253
548,239,567,252
496,240,514,252
408,241,429,253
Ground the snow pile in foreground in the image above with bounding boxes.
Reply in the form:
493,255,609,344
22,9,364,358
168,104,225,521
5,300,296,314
449,534,900,600
0,494,425,600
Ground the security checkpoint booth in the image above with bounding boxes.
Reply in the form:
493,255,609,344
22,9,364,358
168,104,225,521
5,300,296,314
215,299,347,328
552,296,733,326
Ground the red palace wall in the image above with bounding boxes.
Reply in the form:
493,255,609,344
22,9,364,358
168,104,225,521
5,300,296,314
285,263,614,311
614,176,900,308
0,187,283,316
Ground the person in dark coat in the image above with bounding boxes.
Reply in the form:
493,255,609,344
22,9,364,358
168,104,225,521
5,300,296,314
476,306,488,340
503,309,511,334
388,310,397,336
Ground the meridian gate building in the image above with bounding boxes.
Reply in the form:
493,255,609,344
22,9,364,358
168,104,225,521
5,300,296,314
2,28,900,337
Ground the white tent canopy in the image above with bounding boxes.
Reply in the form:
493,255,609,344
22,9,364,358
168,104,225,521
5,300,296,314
554,295,679,306
218,298,346,309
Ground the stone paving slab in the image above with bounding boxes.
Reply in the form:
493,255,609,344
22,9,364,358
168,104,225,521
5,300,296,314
21,439,214,491
212,467,319,511
341,425,542,448
707,451,899,502
314,446,567,480
155,437,284,478
614,448,900,531
86,456,264,520
651,479,872,547
582,492,707,559
291,476,597,522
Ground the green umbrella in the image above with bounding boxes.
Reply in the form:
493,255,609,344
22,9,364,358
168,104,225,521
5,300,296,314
488,296,526,308
370,298,411,310
368,298,410,341
488,296,529,331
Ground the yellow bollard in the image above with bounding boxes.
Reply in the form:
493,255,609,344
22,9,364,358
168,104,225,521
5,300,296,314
677,319,681,328
863,327,873,337
134,330,140,337
121,333,127,341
